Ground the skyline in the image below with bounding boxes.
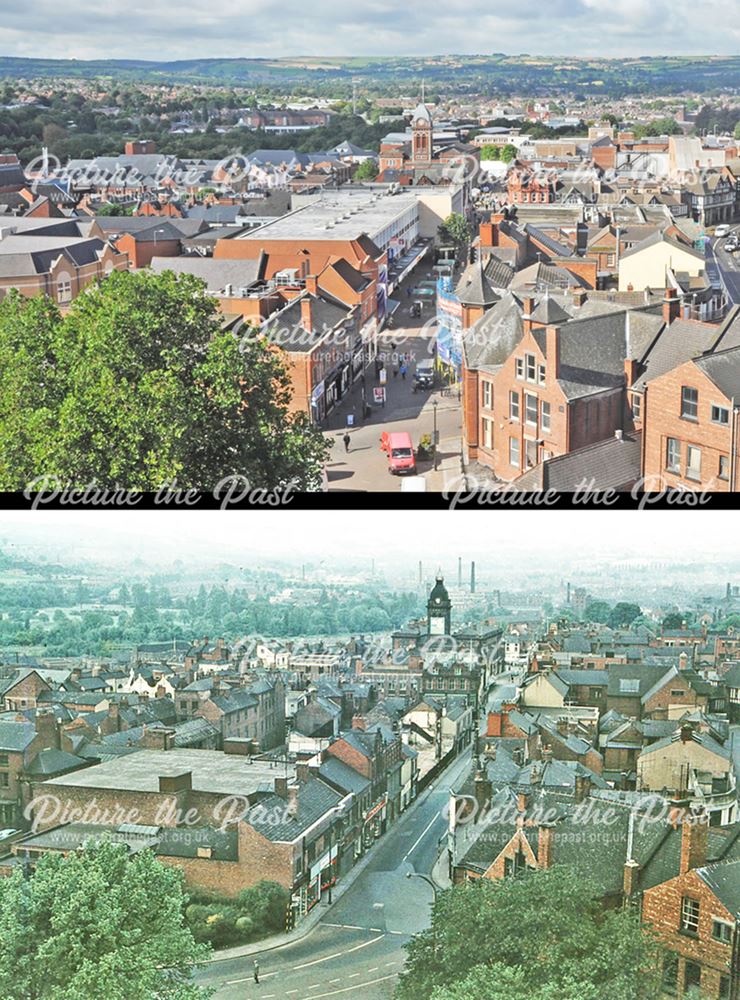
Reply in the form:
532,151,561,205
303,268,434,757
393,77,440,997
0,3,739,63
2,511,740,574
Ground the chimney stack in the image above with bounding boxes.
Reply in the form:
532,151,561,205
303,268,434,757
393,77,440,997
274,776,288,799
662,287,680,326
574,773,591,804
305,274,319,296
287,785,299,818
678,807,709,875
537,823,554,869
474,768,492,813
300,294,314,333
458,556,462,588
470,561,476,594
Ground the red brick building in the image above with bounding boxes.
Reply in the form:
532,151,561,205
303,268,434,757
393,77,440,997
642,346,740,492
642,814,739,1000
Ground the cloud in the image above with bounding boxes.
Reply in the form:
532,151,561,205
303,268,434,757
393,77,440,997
0,0,738,60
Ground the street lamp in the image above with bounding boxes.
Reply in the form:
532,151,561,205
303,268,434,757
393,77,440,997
432,398,439,471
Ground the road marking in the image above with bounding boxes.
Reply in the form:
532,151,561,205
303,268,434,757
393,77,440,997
287,991,299,995
292,934,384,970
298,975,398,1000
348,973,360,978
385,961,397,966
329,979,341,984
367,967,378,972
403,812,440,861
227,974,277,985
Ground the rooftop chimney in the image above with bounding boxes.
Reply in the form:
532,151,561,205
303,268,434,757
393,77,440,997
663,287,680,326
474,768,492,813
300,294,314,333
287,785,299,818
537,823,554,869
679,808,708,875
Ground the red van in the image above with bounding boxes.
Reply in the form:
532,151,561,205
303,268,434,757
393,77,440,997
380,431,416,475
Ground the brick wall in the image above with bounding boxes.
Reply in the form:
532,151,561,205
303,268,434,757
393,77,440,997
642,868,735,999
643,359,740,492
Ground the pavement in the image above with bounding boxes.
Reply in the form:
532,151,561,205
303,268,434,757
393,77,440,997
322,264,464,494
195,745,475,1000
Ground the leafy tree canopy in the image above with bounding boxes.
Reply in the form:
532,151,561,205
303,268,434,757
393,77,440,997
0,271,330,491
0,841,212,1000
396,868,663,1000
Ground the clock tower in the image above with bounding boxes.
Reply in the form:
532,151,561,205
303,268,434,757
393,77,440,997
411,102,433,164
427,571,451,636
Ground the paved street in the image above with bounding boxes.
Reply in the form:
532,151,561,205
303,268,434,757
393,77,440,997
196,747,474,1000
708,230,740,304
322,265,464,493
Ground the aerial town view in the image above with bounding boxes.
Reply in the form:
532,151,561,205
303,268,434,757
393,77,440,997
0,510,737,1000
1,19,740,496
0,0,739,994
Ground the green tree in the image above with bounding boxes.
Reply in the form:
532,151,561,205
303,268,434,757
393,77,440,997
354,158,378,180
479,145,501,160
607,602,642,628
0,841,212,1000
662,612,687,630
583,599,611,624
396,868,663,1000
0,271,330,491
500,143,518,162
437,213,472,254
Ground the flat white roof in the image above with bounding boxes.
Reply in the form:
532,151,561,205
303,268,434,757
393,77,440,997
236,189,418,243
43,748,295,797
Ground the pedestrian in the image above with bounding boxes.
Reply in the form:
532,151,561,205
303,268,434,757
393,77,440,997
253,960,260,985
393,365,398,378
407,287,411,298
343,432,351,453
400,363,407,380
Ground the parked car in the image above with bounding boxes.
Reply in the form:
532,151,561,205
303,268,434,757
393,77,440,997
380,431,417,475
715,224,731,238
726,241,738,253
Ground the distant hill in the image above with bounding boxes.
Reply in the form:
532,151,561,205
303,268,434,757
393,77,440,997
2,54,740,94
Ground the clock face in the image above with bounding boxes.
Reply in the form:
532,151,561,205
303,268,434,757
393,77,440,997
429,616,446,635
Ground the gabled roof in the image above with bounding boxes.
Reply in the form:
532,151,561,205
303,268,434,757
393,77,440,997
620,229,704,262
0,720,36,752
693,346,740,401
529,292,572,325
698,861,740,917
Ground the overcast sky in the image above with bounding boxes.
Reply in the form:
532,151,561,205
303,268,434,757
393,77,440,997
1,511,738,572
1,1,739,61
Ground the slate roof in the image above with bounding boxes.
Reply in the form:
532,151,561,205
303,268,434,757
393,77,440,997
620,230,704,262
639,729,730,761
211,690,259,715
0,720,36,752
318,756,371,795
150,256,261,292
455,259,500,307
25,749,86,777
529,292,572,325
698,860,740,917
694,347,740,401
515,431,642,493
251,778,344,842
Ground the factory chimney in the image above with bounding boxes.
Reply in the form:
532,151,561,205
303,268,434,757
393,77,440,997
470,561,476,594
458,556,462,587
